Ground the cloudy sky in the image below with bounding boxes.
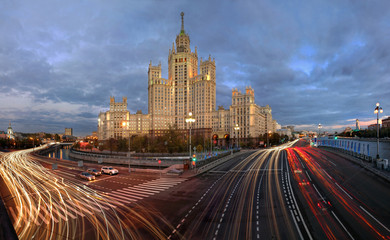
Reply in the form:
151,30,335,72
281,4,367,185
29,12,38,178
1,0,389,136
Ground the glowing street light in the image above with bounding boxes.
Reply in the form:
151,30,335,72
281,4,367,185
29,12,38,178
234,124,240,150
185,112,195,167
318,123,322,146
374,102,384,160
267,131,271,148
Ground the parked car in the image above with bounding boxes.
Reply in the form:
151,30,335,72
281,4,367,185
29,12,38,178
87,168,102,176
101,166,119,175
77,172,95,181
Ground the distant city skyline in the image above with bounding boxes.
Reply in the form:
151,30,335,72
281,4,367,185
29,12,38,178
0,0,389,136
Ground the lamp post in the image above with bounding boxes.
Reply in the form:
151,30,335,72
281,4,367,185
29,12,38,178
318,123,322,146
234,124,240,150
121,121,131,173
374,103,383,161
267,131,271,148
29,137,38,151
185,112,195,167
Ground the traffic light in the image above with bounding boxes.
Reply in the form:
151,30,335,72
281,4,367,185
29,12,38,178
192,154,196,162
334,136,338,140
158,159,161,164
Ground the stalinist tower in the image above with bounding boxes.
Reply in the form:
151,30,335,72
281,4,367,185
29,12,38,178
148,12,216,134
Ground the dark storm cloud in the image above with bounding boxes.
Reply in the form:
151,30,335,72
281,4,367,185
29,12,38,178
0,0,389,135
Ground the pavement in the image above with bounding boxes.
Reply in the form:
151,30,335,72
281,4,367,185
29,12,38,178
0,196,18,240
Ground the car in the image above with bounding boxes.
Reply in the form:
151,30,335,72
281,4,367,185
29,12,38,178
77,172,95,181
101,166,119,175
87,168,102,176
294,169,302,174
317,201,331,212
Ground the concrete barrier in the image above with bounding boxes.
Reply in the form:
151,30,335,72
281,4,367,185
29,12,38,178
195,151,246,174
69,150,186,167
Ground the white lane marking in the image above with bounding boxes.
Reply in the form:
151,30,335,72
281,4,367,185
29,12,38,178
105,195,134,204
328,160,336,166
107,192,142,201
323,170,333,180
312,184,325,203
331,211,355,240
360,206,390,233
287,164,313,240
66,200,95,215
52,202,77,219
40,204,60,222
289,209,304,240
305,170,312,181
335,182,353,200
129,186,160,193
63,202,85,217
23,205,41,225
117,188,152,197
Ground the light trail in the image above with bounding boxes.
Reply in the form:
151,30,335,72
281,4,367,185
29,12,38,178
176,140,305,239
291,146,390,239
0,146,172,239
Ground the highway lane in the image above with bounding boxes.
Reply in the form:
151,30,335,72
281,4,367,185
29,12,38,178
0,147,172,239
287,147,350,239
290,145,390,239
167,141,307,239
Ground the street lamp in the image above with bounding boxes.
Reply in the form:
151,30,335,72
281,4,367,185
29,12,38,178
121,121,131,173
267,131,271,148
374,102,384,160
318,123,322,146
234,124,240,150
29,137,36,151
185,112,195,167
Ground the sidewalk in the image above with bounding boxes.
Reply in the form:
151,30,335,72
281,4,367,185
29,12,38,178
0,196,18,240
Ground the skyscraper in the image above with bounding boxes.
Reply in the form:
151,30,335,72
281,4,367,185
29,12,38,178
148,12,215,134
98,13,277,147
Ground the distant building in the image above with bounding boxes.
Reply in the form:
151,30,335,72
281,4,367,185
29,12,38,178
382,117,390,128
65,128,73,136
356,119,360,130
368,124,379,131
7,121,15,139
277,128,292,138
0,131,7,139
286,126,295,132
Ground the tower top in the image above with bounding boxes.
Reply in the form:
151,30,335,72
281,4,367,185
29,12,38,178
180,12,185,34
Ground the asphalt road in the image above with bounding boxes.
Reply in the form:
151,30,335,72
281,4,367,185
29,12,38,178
287,140,390,240
2,140,389,240
155,141,307,240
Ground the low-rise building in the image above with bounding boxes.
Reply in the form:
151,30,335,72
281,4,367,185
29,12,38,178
382,117,390,128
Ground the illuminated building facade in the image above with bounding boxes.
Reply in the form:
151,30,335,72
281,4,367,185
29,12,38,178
7,121,15,139
98,13,277,145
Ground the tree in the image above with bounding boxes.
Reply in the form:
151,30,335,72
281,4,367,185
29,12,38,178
54,134,61,142
117,138,128,152
86,144,93,152
106,138,117,154
73,142,80,149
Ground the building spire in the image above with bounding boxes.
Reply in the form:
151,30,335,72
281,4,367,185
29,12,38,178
180,12,185,34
